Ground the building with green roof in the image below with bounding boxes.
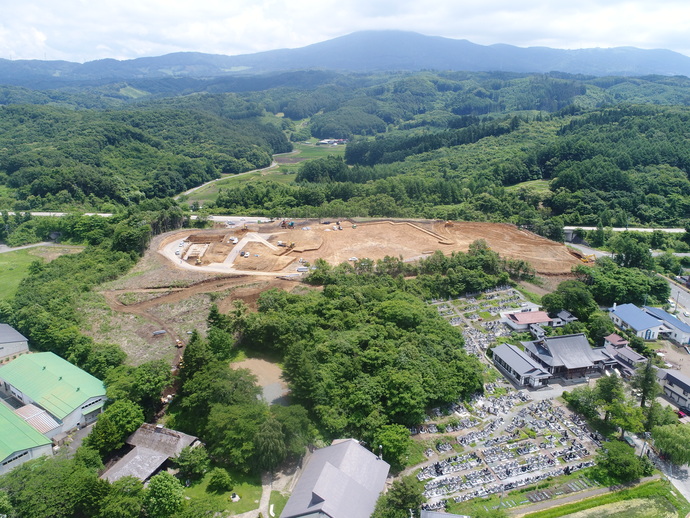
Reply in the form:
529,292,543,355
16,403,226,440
0,403,52,476
0,352,106,433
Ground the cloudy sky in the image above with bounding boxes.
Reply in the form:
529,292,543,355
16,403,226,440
1,0,688,63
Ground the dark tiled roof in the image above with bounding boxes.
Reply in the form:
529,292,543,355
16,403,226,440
524,334,608,370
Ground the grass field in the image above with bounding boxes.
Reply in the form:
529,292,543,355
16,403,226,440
183,142,345,204
0,249,38,300
183,469,262,515
563,496,677,517
520,479,690,518
507,179,552,193
0,245,85,301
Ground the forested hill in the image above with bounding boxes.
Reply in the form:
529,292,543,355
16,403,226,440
0,102,291,210
2,70,690,235
2,31,690,88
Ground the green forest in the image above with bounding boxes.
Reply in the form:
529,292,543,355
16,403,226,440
1,71,690,236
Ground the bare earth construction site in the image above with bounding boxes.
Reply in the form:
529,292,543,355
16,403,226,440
88,219,580,369
158,219,581,277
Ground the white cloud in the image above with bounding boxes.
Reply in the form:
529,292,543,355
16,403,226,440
0,0,688,62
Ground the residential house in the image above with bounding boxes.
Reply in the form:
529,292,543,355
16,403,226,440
280,439,389,518
0,352,106,433
0,324,29,364
609,303,663,340
504,311,552,331
643,306,690,345
602,339,647,378
552,310,578,328
522,333,614,379
657,369,690,410
603,333,629,348
0,403,52,476
101,424,199,483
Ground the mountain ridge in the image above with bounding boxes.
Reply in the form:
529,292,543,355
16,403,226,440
1,30,690,88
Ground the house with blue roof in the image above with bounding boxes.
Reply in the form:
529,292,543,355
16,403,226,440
644,306,690,345
609,303,663,340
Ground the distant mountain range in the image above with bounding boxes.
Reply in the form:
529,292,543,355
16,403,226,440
2,30,690,88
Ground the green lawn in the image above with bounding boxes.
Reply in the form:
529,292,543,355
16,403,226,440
269,490,290,517
183,469,263,515
0,249,40,300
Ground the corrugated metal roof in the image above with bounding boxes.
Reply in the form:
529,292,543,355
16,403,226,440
280,439,389,518
644,306,690,333
0,352,105,419
611,304,661,332
14,404,60,434
0,403,51,461
0,324,27,344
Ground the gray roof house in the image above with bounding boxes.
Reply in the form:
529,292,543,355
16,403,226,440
603,341,647,378
280,439,389,518
492,343,551,387
609,303,663,340
657,368,690,411
101,424,198,483
0,324,29,363
523,333,614,379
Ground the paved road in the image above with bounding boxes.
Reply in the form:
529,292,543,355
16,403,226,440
565,226,685,233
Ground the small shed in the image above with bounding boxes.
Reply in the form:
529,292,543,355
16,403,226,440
100,424,199,483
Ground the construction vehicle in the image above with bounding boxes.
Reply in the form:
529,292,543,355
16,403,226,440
289,242,295,248
288,221,295,229
445,220,454,227
280,219,288,229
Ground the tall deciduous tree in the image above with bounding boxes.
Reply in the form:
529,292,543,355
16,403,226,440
631,361,659,407
174,445,210,481
596,441,643,483
541,280,598,321
373,424,413,472
652,425,690,465
255,418,287,472
609,399,645,439
372,477,423,518
143,472,184,518
85,400,144,455
595,373,625,421
644,401,678,431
